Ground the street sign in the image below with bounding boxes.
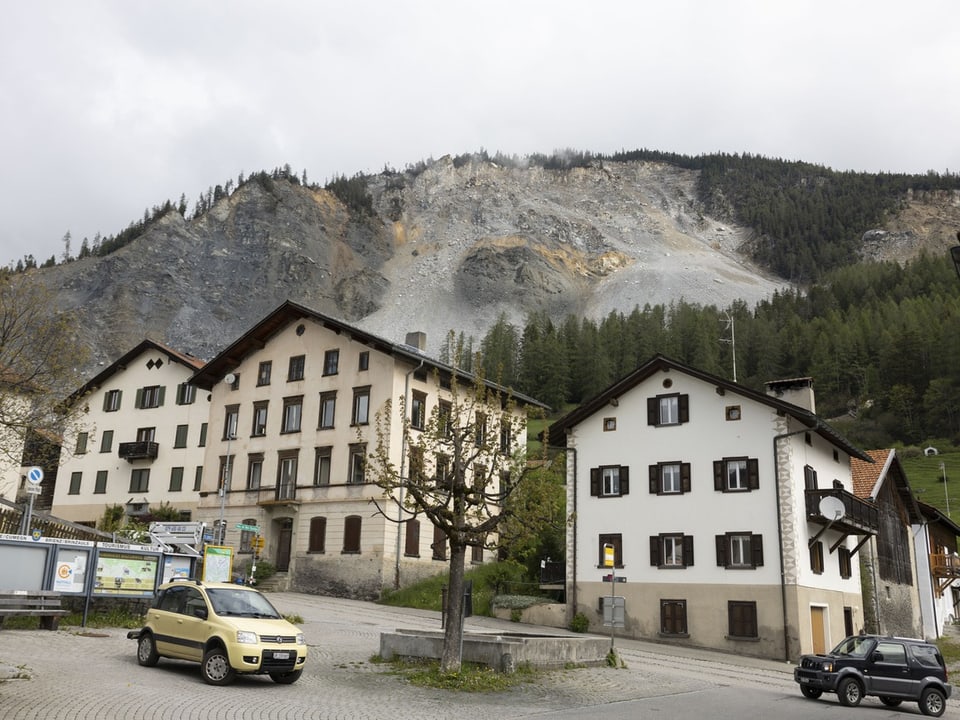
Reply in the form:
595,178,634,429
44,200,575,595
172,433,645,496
25,484,41,495
27,467,43,485
235,523,260,533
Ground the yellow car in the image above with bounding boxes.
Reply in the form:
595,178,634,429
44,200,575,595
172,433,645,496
128,579,307,685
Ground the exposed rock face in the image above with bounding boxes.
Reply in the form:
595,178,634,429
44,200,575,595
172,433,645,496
31,159,960,371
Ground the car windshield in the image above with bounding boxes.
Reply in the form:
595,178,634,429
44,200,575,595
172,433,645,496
206,588,283,619
830,636,874,658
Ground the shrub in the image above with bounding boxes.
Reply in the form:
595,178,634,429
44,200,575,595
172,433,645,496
569,611,589,633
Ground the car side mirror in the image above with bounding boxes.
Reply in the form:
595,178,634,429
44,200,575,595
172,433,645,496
871,651,883,662
192,606,208,620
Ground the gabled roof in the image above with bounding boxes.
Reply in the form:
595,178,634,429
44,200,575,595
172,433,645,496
188,300,548,408
916,499,960,535
545,353,872,462
851,448,922,524
67,338,205,405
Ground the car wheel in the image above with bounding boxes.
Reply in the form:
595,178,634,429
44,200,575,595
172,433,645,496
269,669,303,684
879,696,902,707
799,685,822,699
137,632,159,667
837,677,863,707
920,687,946,717
201,647,236,686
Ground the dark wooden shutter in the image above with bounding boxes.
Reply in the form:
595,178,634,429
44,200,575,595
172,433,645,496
678,394,689,423
713,460,723,491
344,515,361,553
158,386,166,407
681,463,691,493
716,535,727,566
647,397,658,425
649,465,659,493
404,519,420,556
752,534,764,567
747,458,759,489
590,468,600,496
650,536,661,566
619,466,629,495
135,388,143,409
683,535,694,567
804,465,818,490
309,516,326,553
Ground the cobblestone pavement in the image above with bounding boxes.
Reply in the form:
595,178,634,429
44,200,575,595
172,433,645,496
0,592,824,720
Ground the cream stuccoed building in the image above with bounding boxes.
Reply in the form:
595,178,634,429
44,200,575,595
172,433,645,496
188,301,545,598
53,339,207,524
547,355,878,663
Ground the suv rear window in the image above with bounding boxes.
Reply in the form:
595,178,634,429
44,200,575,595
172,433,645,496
910,644,945,669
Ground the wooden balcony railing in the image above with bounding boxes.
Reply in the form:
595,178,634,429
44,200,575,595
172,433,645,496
804,488,880,534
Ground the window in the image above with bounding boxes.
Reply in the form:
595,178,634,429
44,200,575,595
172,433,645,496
432,526,447,560
713,457,759,492
75,432,88,454
94,470,108,494
169,467,184,492
598,533,623,568
348,443,366,484
193,466,203,491
224,405,239,440
351,387,370,426
661,600,688,636
434,453,450,486
314,446,332,486
728,601,758,638
343,515,361,554
69,472,82,495
499,421,512,454
251,401,268,436
288,354,305,381
277,452,298,499
358,351,369,371
405,519,421,557
281,396,303,433
174,424,189,448
247,454,263,490
130,469,150,493
471,544,483,563
838,546,852,579
323,349,339,376
309,517,326,553
589,465,630,497
647,393,689,426
138,385,164,409
319,391,336,429
475,412,487,446
649,462,690,494
438,400,452,438
137,427,156,442
725,405,741,421
100,430,113,453
603,417,617,432
239,520,256,553
650,533,694,568
103,389,122,412
218,454,235,493
811,540,825,574
411,390,427,430
716,532,764,568
198,423,207,447
175,383,196,405
409,447,426,483
257,361,272,386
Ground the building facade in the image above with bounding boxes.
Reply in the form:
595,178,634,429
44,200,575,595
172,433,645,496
547,355,878,662
914,500,960,639
189,301,543,599
52,340,207,524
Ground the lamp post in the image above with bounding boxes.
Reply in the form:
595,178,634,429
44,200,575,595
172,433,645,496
218,373,237,545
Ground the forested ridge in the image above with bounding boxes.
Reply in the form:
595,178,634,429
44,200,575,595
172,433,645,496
468,251,960,450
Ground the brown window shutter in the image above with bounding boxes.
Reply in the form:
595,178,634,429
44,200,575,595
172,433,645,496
647,397,658,425
683,535,694,567
620,466,629,495
681,463,691,493
650,536,661,566
649,465,660,493
748,458,760,489
713,461,724,491
752,534,764,567
678,394,689,423
590,468,600,496
716,535,727,566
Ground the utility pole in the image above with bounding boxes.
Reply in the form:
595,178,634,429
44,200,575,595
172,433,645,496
720,312,737,382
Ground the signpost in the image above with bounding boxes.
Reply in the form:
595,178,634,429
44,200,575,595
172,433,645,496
21,466,43,536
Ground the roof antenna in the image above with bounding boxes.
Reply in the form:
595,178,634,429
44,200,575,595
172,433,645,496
720,312,737,383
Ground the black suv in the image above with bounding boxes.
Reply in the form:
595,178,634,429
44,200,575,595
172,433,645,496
794,634,952,716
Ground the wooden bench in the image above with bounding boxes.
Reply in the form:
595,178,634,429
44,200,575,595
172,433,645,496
0,591,68,630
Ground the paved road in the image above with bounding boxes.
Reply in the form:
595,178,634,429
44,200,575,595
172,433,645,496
1,592,955,719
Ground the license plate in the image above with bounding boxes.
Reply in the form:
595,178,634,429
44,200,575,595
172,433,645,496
273,651,290,660
801,677,810,683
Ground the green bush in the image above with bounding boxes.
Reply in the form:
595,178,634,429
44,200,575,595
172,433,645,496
569,611,589,633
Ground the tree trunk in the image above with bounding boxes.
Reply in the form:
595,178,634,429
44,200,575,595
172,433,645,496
440,542,468,673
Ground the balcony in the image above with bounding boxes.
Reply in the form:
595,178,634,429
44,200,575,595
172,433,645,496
804,488,880,535
118,441,159,461
930,553,960,595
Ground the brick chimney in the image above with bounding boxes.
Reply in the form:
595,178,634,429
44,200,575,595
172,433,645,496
765,377,816,413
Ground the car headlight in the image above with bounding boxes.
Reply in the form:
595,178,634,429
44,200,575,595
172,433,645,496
296,633,305,645
236,630,258,644
822,661,834,673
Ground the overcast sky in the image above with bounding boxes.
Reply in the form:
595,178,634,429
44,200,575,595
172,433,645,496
3,1,958,267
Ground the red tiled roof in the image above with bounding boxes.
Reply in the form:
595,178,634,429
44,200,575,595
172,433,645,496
850,448,892,499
